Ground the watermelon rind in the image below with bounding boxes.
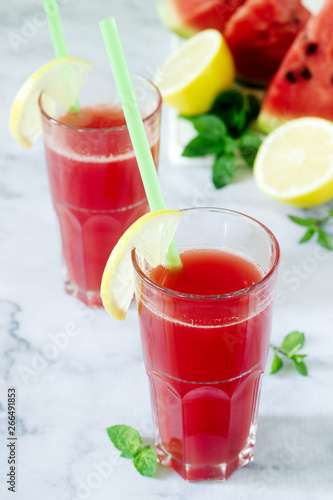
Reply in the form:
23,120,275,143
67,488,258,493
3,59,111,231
257,0,333,132
156,1,199,38
257,111,286,134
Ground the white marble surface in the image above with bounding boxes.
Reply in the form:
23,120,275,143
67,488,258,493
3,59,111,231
1,0,333,499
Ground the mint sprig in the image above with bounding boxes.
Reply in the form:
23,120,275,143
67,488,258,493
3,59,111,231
211,89,260,138
181,89,262,188
270,331,308,376
107,425,157,477
288,210,333,250
213,153,237,188
238,131,263,168
133,446,158,477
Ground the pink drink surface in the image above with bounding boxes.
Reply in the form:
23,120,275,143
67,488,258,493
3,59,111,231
44,104,159,297
138,249,272,479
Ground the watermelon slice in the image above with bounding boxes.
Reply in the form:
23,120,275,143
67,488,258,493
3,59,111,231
258,0,333,133
224,0,311,86
157,0,246,38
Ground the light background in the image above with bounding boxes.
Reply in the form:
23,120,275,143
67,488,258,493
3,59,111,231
1,1,332,499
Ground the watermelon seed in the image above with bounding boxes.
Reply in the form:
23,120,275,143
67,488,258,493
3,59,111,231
286,71,297,84
305,43,318,55
293,17,300,25
299,67,312,80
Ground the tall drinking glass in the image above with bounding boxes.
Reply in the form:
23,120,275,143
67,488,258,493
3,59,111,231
39,73,161,307
132,208,280,481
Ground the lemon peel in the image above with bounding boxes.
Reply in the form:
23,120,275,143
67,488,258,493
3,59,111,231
155,29,235,116
101,210,184,320
254,117,333,207
10,57,92,148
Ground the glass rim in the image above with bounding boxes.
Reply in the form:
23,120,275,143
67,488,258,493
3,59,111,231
38,74,162,133
131,207,280,301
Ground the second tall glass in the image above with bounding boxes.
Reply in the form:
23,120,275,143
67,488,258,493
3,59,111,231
132,208,280,481
39,73,161,306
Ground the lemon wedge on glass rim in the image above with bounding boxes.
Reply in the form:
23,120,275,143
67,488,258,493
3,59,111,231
155,29,235,116
10,56,93,149
101,210,184,321
254,117,333,207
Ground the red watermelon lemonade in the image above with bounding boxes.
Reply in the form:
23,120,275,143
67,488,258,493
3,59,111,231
39,76,161,306
132,208,280,481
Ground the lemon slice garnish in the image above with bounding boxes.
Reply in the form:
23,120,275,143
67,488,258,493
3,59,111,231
101,210,184,320
254,117,333,207
10,57,93,148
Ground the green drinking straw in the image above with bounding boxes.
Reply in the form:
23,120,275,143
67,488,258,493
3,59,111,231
99,17,181,269
43,0,80,112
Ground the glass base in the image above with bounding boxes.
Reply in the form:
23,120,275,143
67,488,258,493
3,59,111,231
62,264,102,308
155,424,257,481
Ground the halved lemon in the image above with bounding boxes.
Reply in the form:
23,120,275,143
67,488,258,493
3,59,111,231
254,117,333,207
10,57,93,148
155,29,235,116
101,210,184,321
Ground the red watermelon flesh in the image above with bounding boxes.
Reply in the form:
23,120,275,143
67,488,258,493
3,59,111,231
258,0,333,133
176,0,247,32
224,0,311,85
157,0,247,38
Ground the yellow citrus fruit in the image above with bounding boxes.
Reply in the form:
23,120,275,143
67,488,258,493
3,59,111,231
155,29,235,116
10,57,92,149
254,117,333,207
100,210,184,321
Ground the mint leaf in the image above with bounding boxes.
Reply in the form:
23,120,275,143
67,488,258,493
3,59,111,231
230,107,248,137
211,89,246,137
182,134,223,157
106,425,158,477
212,153,236,188
182,114,227,139
107,425,142,458
300,228,315,243
223,136,237,155
281,331,305,357
246,94,261,123
288,215,319,227
317,228,333,250
289,211,333,250
180,89,261,188
270,352,283,374
238,132,262,167
211,90,260,137
270,331,308,376
292,354,307,362
133,446,157,477
291,357,308,376
212,89,244,114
